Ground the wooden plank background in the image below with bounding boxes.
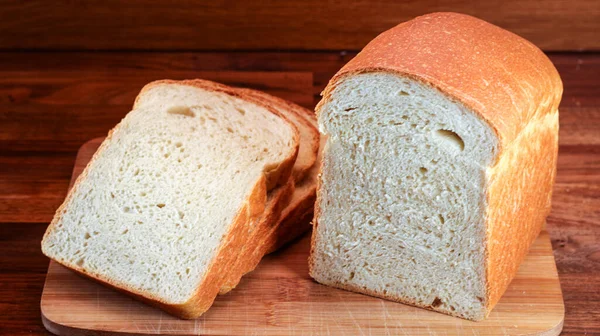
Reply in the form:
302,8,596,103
1,0,599,51
1,1,599,332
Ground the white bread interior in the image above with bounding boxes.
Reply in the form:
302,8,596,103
310,73,498,320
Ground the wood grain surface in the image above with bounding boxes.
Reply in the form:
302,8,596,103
38,138,563,335
0,53,599,335
1,1,599,51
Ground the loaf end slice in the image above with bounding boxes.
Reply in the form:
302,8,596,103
42,80,299,318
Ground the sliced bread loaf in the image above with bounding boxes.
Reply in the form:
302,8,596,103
218,89,320,294
41,79,299,319
309,13,561,321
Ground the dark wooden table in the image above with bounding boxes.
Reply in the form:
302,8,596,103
0,52,598,335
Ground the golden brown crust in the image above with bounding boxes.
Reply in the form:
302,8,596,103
485,112,559,312
219,185,316,294
266,194,315,254
312,12,562,319
219,179,295,294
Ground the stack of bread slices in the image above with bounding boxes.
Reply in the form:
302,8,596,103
41,79,319,318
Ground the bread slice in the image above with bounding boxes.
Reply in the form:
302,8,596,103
309,12,561,321
218,89,320,294
41,79,299,319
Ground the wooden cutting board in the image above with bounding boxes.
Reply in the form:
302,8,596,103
41,138,565,336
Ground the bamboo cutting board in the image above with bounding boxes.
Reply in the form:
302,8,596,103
41,138,565,335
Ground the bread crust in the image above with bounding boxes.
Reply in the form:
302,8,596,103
220,181,318,294
42,79,301,319
311,12,562,320
267,192,315,254
218,179,295,294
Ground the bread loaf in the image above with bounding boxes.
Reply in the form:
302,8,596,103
309,12,562,321
42,79,299,318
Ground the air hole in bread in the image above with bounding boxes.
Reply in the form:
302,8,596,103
167,106,195,117
398,90,409,96
122,229,129,235
431,297,443,308
435,129,465,151
344,107,357,111
349,272,355,280
439,214,446,224
156,203,166,208
419,167,428,174
175,142,182,148
226,127,234,133
84,232,91,240
75,258,85,267
123,207,131,213
235,107,246,115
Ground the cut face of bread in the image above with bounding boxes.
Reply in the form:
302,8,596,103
42,80,298,318
310,73,498,320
